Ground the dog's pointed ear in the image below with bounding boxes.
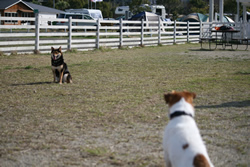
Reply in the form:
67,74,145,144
59,46,62,52
191,92,196,99
184,90,196,99
164,93,172,104
51,47,54,51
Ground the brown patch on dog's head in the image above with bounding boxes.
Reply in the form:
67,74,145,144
51,46,62,60
51,46,61,52
164,90,196,107
193,154,210,167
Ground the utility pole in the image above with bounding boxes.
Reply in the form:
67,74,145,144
209,0,214,22
219,0,223,22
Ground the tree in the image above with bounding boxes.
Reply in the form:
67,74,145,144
43,0,54,8
56,0,70,10
129,0,151,14
157,0,181,18
98,1,115,18
32,0,42,5
188,0,209,14
68,0,86,9
224,0,237,14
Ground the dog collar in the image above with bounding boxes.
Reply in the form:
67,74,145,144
170,111,193,120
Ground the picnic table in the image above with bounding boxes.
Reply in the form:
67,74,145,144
211,29,240,50
200,29,249,50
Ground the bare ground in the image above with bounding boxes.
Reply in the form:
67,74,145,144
0,43,249,167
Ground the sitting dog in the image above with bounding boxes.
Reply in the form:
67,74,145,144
51,47,72,84
163,91,214,167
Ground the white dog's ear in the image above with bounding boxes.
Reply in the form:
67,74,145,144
184,90,196,100
164,93,172,104
183,92,196,106
59,46,62,52
189,92,196,99
192,92,196,99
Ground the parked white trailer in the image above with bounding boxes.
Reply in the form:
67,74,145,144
115,4,166,20
150,5,166,19
115,6,129,15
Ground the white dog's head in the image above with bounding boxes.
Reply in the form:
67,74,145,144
164,90,196,108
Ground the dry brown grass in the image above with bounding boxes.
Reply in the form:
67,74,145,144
0,43,249,167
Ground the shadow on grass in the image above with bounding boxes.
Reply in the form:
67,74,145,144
189,48,214,52
196,100,250,109
11,81,53,86
188,48,235,52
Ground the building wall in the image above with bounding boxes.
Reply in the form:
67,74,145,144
39,13,57,26
5,2,32,13
2,2,34,25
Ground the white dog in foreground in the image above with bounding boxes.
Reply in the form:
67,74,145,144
163,91,214,167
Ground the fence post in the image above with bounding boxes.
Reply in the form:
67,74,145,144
174,20,176,44
68,17,72,51
199,21,202,39
240,20,243,38
158,16,161,45
35,13,40,53
209,22,212,38
187,21,189,43
119,18,123,48
96,18,100,49
0,14,1,33
141,19,144,46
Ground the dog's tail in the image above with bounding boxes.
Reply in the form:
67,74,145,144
193,154,211,167
67,74,72,83
63,73,72,83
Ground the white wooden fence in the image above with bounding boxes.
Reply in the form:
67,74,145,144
0,14,202,55
1,14,249,55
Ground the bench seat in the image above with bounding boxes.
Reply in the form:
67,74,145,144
231,38,249,50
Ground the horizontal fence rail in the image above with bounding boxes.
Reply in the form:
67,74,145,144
1,14,201,54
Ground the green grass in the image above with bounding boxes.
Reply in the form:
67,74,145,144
0,43,249,167
84,147,108,156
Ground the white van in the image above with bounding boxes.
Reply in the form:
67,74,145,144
56,13,97,26
65,9,103,20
